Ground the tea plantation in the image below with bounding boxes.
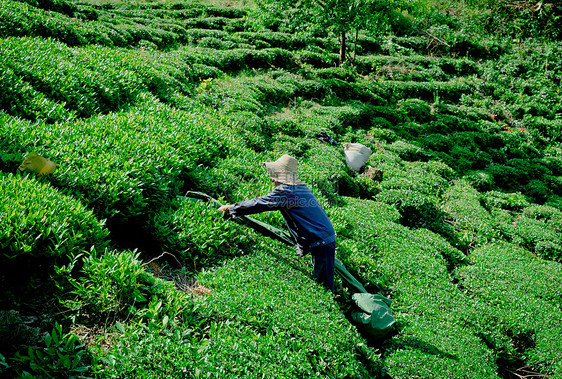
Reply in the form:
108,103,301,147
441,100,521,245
1,0,562,377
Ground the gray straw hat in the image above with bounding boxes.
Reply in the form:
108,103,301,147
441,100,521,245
263,154,305,185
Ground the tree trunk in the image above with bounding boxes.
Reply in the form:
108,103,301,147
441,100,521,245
339,31,346,66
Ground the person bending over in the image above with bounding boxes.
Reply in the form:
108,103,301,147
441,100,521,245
218,154,336,293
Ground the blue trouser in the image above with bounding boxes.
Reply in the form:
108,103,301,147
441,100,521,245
310,242,336,293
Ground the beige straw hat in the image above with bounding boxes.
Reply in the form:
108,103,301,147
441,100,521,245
263,154,304,185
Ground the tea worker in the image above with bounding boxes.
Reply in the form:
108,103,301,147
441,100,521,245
218,154,336,293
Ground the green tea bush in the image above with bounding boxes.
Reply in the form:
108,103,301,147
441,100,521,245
441,179,499,250
185,16,231,30
151,197,253,269
372,78,473,103
189,47,297,73
0,1,82,43
446,144,491,173
463,170,495,191
62,249,192,324
368,224,500,378
374,157,450,230
524,179,552,203
455,242,562,376
11,322,93,378
487,164,525,191
210,150,273,196
295,50,336,68
499,208,562,262
481,191,531,212
285,107,341,136
18,0,76,15
97,245,382,377
387,140,430,161
184,28,230,44
298,142,360,199
233,31,294,49
1,37,145,118
0,172,109,260
304,103,372,134
0,0,124,47
325,197,402,287
0,99,230,220
196,249,383,378
198,36,236,50
397,98,432,123
226,111,272,152
0,63,75,123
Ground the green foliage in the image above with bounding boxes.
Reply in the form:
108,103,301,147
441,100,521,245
0,173,108,260
0,100,231,220
367,224,500,378
0,62,75,123
62,250,192,324
481,190,531,212
490,204,562,262
441,179,499,250
151,198,253,268
2,0,562,377
455,242,562,377
373,155,450,230
398,98,432,123
12,322,93,378
0,36,200,120
197,249,383,378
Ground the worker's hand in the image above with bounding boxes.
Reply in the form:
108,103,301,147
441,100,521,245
218,205,231,213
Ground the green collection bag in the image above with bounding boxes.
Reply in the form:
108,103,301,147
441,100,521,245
351,293,396,339
182,191,396,340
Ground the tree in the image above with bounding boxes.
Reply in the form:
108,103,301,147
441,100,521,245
250,0,407,65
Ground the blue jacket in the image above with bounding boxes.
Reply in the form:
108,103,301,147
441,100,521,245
229,184,336,254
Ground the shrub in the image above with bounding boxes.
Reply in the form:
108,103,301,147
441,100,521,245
227,111,272,152
388,140,430,161
198,36,236,49
374,158,449,230
61,250,193,324
0,37,144,118
150,197,253,269
463,170,495,191
196,249,383,378
0,99,232,221
368,224,500,378
481,191,531,212
12,322,93,378
0,173,109,261
371,78,473,103
441,179,499,250
298,142,359,200
507,211,562,261
524,179,552,203
455,242,562,376
397,98,432,123
0,63,75,123
367,126,398,143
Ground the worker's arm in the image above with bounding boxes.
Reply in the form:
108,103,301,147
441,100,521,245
220,185,294,218
218,205,231,213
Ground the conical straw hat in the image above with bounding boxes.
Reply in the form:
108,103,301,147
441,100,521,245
263,154,304,185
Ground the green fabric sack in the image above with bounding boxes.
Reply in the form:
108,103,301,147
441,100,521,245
351,293,396,339
334,258,367,294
